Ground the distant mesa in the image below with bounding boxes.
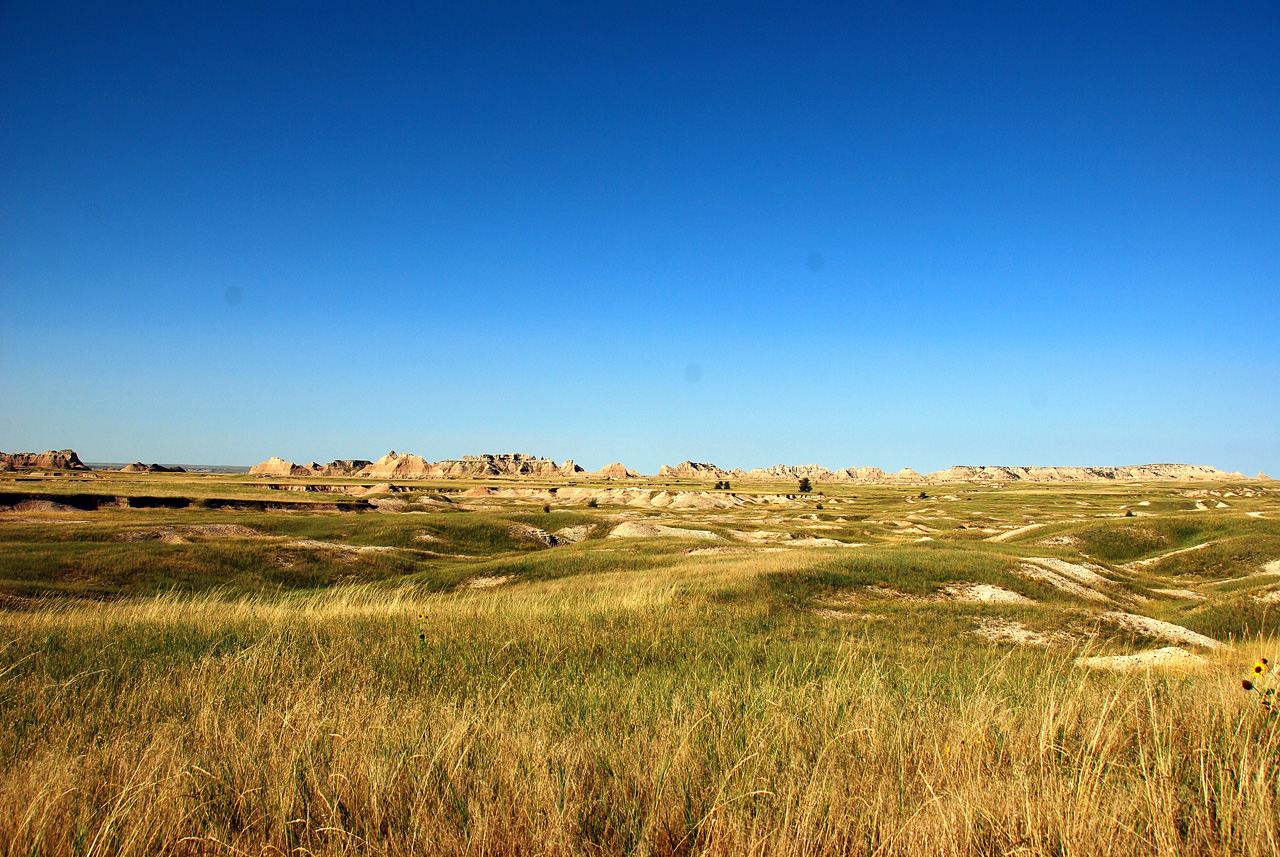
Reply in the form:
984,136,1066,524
922,464,1248,483
664,462,1245,485
593,462,640,479
658,461,729,479
248,456,318,477
119,462,185,473
0,449,88,471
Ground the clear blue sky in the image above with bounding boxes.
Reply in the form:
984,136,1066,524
2,1,1277,474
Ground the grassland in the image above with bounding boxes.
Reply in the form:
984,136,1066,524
2,470,1278,855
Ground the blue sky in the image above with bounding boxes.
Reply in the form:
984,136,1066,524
2,1,1277,474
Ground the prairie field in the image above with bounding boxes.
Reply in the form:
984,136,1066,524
2,470,1279,855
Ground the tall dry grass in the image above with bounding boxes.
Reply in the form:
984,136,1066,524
1,559,1277,856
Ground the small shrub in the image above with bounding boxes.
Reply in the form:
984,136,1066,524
586,498,598,508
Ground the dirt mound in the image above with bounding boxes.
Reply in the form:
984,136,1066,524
112,527,190,544
458,487,497,497
1101,612,1225,650
1076,647,1207,671
607,522,723,541
731,530,795,542
1123,542,1213,570
553,524,595,544
467,575,511,589
794,537,865,548
986,523,1048,543
184,524,261,537
507,523,559,546
972,618,1063,646
288,540,398,555
1033,533,1079,547
945,584,1033,604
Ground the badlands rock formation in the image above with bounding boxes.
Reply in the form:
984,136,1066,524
245,450,1257,484
0,450,88,471
657,461,730,479
927,464,1247,483
249,457,317,477
592,463,640,479
664,462,1243,484
249,452,585,479
308,460,373,477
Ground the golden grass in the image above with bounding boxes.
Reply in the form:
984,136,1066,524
2,556,1278,856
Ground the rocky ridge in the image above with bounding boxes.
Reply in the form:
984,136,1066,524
250,452,585,479
119,462,186,473
0,450,88,471
232,453,1258,484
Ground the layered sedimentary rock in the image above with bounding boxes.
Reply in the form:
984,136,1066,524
245,450,1253,484
120,462,185,473
435,454,581,478
307,460,373,477
593,462,639,478
249,452,585,480
0,450,88,471
249,456,316,477
657,461,730,479
927,464,1246,483
662,462,1239,484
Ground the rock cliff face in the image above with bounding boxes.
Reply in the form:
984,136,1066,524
926,464,1246,483
404,454,583,478
248,452,584,480
0,449,88,471
593,463,639,479
653,462,1242,484
120,462,185,473
357,452,437,479
244,451,1255,484
307,460,373,477
249,456,316,477
657,461,729,479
